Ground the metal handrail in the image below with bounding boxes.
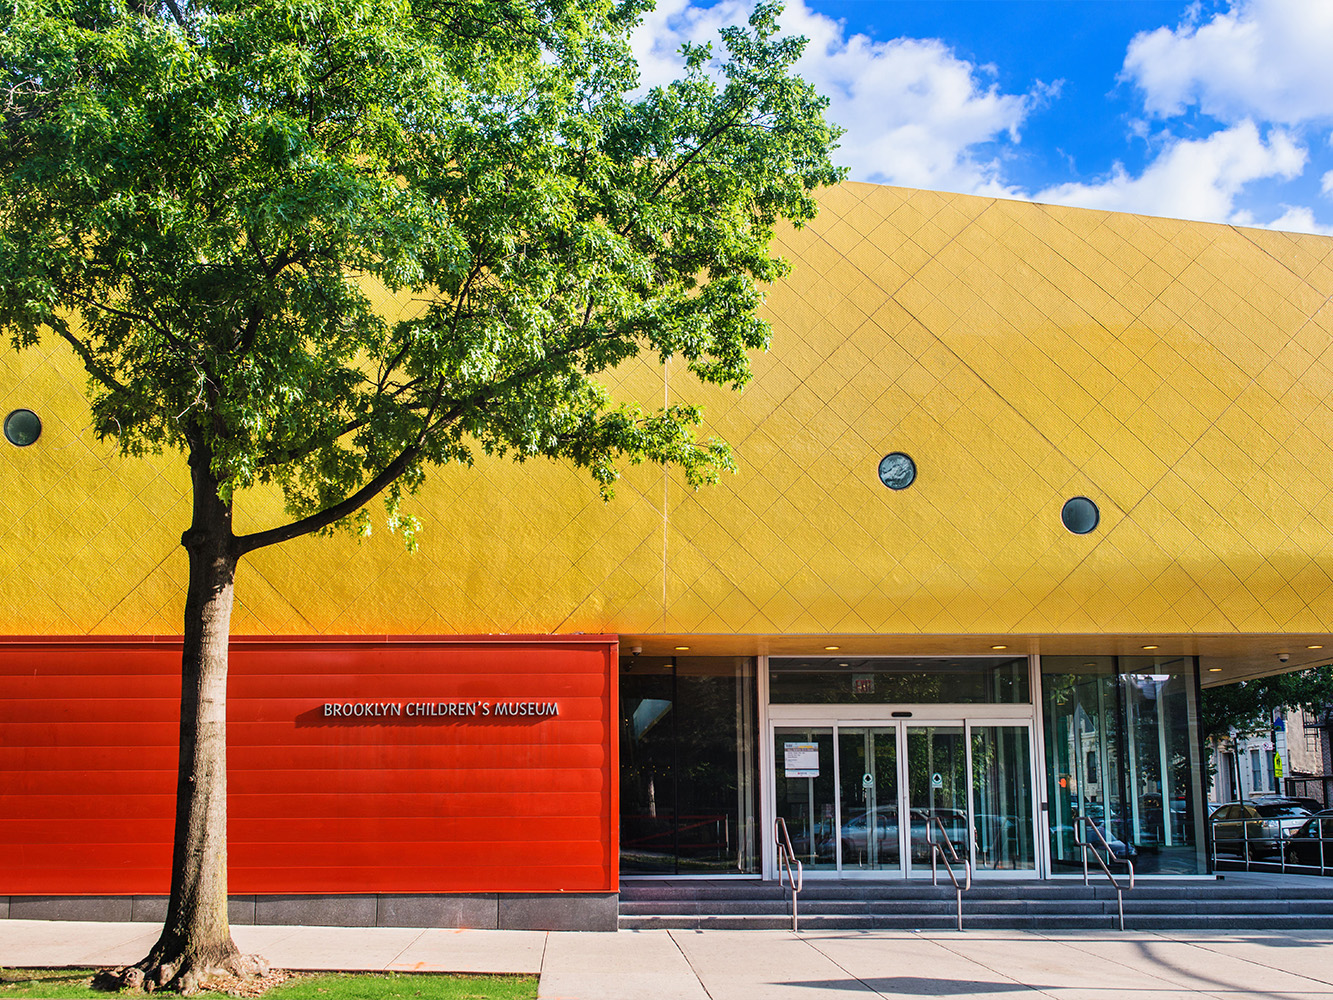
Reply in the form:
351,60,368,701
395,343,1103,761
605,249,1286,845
1209,816,1330,876
928,815,972,932
775,817,804,933
1074,816,1135,930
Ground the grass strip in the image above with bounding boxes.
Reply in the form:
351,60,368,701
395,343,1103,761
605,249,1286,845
0,970,537,999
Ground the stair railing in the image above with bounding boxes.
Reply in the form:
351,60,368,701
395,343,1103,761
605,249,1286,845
775,816,804,933
928,815,972,931
1074,815,1135,930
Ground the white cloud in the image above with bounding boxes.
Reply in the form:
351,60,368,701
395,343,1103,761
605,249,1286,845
1034,121,1306,224
1321,169,1333,197
629,1,1333,234
1123,0,1333,124
1255,205,1333,235
630,0,1053,195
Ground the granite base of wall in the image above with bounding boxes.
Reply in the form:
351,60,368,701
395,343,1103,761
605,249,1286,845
0,893,618,931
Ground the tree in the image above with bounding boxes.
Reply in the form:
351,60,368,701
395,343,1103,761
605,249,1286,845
0,0,842,990
1200,665,1333,747
1201,665,1333,798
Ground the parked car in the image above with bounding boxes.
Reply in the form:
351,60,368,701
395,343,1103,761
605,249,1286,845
1252,794,1323,814
830,806,970,866
1283,810,1333,869
1247,797,1314,838
1051,820,1137,862
1210,802,1282,858
909,807,969,862
830,805,900,865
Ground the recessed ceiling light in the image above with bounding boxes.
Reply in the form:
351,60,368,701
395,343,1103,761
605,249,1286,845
1142,644,1159,650
1308,645,1324,650
674,646,690,651
991,644,1007,650
824,645,840,651
1208,667,1223,673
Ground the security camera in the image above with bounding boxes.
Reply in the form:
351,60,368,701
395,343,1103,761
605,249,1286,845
1278,652,1290,663
630,645,642,656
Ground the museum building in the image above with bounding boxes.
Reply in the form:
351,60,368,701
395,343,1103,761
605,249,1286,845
4,182,1333,930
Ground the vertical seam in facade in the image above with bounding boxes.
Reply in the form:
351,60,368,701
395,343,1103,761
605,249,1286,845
663,356,670,631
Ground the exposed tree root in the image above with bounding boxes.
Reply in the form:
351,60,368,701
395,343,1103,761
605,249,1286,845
98,949,270,995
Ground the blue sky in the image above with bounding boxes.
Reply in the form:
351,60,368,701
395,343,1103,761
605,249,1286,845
631,0,1333,234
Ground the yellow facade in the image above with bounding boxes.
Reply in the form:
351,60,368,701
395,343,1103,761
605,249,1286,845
4,182,1333,678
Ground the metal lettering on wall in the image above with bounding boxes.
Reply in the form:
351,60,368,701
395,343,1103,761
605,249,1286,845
322,701,560,719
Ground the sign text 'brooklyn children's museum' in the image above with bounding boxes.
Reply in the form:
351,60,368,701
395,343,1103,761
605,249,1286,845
323,700,560,718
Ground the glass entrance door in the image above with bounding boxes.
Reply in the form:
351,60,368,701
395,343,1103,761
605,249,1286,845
905,725,968,875
772,719,1038,877
837,727,900,872
773,726,837,870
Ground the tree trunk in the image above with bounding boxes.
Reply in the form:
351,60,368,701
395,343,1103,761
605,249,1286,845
123,443,266,994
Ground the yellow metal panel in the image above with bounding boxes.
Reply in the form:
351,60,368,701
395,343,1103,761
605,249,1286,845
5,182,1333,667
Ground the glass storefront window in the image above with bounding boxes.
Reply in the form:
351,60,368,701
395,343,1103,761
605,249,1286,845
770,656,1029,704
619,655,758,875
1041,655,1206,875
972,725,1037,871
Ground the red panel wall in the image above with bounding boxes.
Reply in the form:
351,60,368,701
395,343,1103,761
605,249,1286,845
0,636,618,895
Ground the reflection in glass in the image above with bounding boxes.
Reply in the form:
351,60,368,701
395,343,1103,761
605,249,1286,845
906,726,968,873
837,728,899,870
1041,655,1205,875
620,657,675,874
620,656,758,875
972,725,1036,871
774,727,837,870
770,657,1029,704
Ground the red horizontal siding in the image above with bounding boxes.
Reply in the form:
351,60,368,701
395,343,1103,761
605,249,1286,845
0,636,618,895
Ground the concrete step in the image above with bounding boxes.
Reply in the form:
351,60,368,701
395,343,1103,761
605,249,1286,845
619,877,1333,930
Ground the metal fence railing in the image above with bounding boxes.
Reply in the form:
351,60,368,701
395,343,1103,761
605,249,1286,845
1210,818,1332,875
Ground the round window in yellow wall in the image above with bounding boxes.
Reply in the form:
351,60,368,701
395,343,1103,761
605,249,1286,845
3,409,41,447
878,452,916,490
1061,496,1099,534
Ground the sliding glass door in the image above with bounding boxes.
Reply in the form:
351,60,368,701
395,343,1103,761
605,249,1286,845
771,718,1037,877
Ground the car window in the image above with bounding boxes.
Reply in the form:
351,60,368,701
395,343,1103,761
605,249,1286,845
1256,804,1310,818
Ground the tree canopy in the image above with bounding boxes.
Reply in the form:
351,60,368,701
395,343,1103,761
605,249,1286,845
2,0,842,549
1201,665,1333,746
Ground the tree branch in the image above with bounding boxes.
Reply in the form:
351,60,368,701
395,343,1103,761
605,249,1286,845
234,316,624,557
234,436,427,555
51,317,132,397
162,0,188,29
648,100,747,201
254,415,372,468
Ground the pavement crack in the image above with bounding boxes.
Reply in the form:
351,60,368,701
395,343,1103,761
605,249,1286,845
798,932,905,997
1036,932,1235,1000
1149,930,1333,991
924,933,1064,1000
385,928,428,971
667,929,716,1000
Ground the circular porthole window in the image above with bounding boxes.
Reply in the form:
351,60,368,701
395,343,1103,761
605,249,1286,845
878,452,916,490
1061,496,1099,534
3,409,41,447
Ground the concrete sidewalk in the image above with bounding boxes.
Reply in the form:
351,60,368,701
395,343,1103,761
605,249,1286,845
3,920,1333,999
